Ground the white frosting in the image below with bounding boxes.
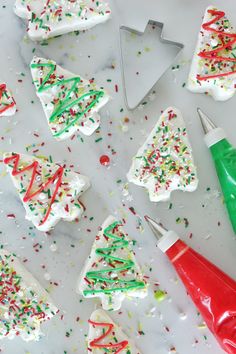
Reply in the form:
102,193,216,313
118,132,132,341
88,309,142,354
30,56,110,140
127,107,198,202
4,152,90,232
77,216,147,311
187,6,236,101
14,0,43,19
0,249,57,341
0,83,16,117
14,0,111,41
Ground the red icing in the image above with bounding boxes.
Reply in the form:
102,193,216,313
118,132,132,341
0,84,15,114
88,319,129,354
197,9,236,81
3,154,64,226
166,239,236,354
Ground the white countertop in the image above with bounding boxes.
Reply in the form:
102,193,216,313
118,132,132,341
0,0,235,353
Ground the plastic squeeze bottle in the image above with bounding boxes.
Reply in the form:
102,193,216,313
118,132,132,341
145,215,236,354
198,108,236,233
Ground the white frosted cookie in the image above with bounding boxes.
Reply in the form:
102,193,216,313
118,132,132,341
188,6,236,101
0,249,57,341
0,83,16,117
3,152,90,232
88,309,142,353
15,0,111,41
127,107,198,202
78,216,147,311
31,56,110,140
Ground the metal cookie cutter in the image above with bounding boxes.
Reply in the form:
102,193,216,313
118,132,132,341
120,20,184,110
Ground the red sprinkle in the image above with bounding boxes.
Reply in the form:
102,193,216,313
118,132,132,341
7,214,16,219
99,155,110,166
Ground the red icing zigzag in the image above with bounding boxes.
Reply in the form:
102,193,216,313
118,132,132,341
4,154,64,226
88,319,128,354
197,9,236,81
0,84,16,114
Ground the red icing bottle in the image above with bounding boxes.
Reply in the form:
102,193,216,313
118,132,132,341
145,216,236,354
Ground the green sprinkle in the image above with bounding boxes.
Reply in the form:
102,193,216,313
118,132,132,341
154,289,167,302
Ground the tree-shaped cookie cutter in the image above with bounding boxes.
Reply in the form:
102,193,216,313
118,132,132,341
120,20,184,110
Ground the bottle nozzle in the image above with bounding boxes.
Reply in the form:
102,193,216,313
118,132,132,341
197,108,217,134
145,215,180,252
144,215,168,240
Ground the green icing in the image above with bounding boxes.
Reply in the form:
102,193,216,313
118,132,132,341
31,62,104,137
83,221,146,295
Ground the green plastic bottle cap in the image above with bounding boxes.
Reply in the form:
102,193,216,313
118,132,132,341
205,127,226,148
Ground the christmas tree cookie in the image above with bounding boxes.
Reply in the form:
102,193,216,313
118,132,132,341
127,107,198,202
88,309,142,354
0,249,57,341
20,0,111,41
0,83,16,117
78,216,147,311
31,57,110,140
3,152,90,232
188,6,236,101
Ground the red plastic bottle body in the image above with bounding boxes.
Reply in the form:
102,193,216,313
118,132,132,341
166,239,236,354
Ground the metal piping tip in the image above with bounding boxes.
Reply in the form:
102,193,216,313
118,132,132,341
144,215,168,240
197,108,217,134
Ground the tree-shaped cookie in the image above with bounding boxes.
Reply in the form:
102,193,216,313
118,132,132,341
0,83,16,117
88,309,142,354
127,107,198,202
15,0,111,41
3,152,90,232
188,6,236,101
78,216,147,311
31,57,110,140
0,249,57,341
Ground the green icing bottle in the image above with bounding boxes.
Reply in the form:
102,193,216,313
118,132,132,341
198,108,236,234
